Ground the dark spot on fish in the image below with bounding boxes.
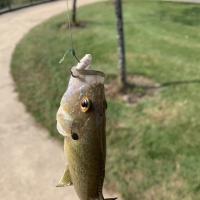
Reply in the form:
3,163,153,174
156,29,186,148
71,132,79,140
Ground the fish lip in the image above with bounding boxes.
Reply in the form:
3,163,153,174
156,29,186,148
72,67,106,79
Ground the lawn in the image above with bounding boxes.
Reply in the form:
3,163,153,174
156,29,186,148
11,1,200,199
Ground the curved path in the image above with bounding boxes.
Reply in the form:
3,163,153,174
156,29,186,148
0,1,118,200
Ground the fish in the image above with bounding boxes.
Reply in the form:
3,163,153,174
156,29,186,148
56,54,117,200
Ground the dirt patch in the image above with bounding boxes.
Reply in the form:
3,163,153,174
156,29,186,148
105,75,160,104
107,0,126,5
61,21,87,29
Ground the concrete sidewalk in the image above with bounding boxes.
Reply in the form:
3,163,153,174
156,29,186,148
0,0,118,200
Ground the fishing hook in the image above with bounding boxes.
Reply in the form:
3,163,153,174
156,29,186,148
70,67,78,78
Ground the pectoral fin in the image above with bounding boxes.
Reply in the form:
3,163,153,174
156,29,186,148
56,165,73,187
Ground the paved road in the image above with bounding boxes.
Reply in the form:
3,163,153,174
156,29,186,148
0,1,119,200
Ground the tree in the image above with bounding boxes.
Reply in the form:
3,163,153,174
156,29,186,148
71,0,77,25
114,0,126,89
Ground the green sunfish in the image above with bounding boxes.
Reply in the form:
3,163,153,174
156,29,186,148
56,54,117,200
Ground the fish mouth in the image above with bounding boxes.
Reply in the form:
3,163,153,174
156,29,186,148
71,54,106,79
71,67,106,79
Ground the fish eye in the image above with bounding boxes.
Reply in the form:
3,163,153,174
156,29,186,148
81,100,88,108
80,97,91,112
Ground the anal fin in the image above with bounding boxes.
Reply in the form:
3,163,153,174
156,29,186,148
56,164,73,187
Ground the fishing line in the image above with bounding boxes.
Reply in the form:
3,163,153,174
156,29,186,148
59,0,80,63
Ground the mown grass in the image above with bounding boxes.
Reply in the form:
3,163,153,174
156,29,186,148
11,1,200,199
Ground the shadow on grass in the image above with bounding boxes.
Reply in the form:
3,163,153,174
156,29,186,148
172,6,200,26
143,79,200,89
159,5,200,26
59,20,149,27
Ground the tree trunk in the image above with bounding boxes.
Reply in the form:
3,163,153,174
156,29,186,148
72,0,77,25
115,0,126,88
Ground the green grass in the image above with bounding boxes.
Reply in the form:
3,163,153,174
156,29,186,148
11,1,200,199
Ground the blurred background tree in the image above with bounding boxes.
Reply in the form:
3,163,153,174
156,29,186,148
115,0,126,89
71,0,77,25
